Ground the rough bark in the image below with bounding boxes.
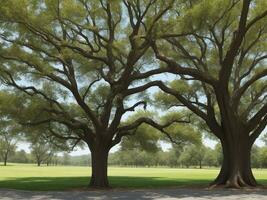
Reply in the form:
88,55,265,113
210,135,258,188
89,142,110,188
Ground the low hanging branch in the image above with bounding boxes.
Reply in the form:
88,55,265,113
113,115,191,147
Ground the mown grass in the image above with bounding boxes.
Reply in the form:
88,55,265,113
0,164,267,191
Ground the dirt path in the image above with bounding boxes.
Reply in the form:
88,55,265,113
1,188,267,200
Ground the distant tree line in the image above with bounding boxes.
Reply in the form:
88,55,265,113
0,149,90,167
108,144,267,169
2,142,267,169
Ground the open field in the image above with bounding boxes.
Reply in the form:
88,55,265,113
0,164,267,191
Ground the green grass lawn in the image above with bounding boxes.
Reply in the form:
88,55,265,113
0,164,267,191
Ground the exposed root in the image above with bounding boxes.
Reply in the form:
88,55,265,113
87,185,112,190
89,177,110,189
209,175,259,189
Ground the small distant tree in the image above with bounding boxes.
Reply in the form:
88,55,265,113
62,153,71,166
179,144,206,169
214,143,223,166
0,119,17,166
178,149,193,168
10,150,29,164
166,148,181,167
52,154,59,166
29,132,62,167
0,133,17,166
203,148,218,167
251,145,261,168
46,150,57,166
30,141,52,166
259,147,267,168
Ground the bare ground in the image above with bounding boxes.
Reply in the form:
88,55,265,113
1,188,267,200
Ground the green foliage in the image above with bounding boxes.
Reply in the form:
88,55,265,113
178,144,206,168
203,147,218,167
9,150,30,164
110,149,161,167
214,143,223,166
120,110,201,153
0,112,19,165
120,126,161,153
163,123,202,146
260,147,267,168
120,111,161,152
0,0,182,160
251,145,261,168
0,135,17,164
0,1,266,189
30,137,53,163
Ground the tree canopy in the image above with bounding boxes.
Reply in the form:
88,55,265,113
146,0,267,188
0,0,266,189
0,0,188,187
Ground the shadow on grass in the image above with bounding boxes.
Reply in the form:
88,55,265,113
0,176,266,191
0,176,211,191
0,164,16,167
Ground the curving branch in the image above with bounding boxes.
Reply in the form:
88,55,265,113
247,103,267,132
113,115,191,147
233,69,267,107
219,0,251,87
249,114,267,143
151,42,217,85
123,101,147,113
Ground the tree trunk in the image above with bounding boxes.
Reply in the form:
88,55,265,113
210,136,258,188
89,146,110,188
4,154,7,166
4,157,7,166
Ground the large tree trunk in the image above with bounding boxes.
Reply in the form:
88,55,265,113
89,145,110,188
211,136,258,188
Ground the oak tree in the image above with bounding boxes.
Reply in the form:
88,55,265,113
0,0,183,187
148,0,267,187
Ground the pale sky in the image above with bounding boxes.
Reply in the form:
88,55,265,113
17,135,265,156
4,57,266,156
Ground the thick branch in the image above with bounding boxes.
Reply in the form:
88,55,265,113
152,42,217,85
114,116,190,147
233,69,267,106
249,114,267,143
219,0,251,87
247,103,267,132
